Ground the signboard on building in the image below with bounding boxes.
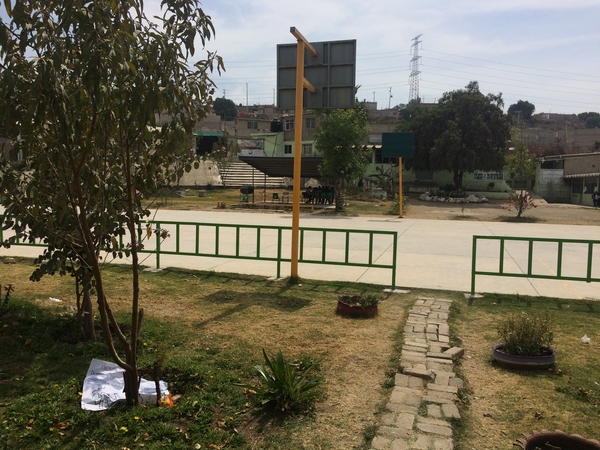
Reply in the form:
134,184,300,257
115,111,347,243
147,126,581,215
277,39,356,110
541,169,564,184
473,171,504,180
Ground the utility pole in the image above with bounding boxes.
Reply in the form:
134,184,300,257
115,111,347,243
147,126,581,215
388,87,393,109
290,27,317,279
409,35,422,102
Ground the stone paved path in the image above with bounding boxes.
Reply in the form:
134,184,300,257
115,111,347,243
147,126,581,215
371,297,464,450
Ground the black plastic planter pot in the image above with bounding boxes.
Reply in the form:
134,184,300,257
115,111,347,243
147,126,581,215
492,344,556,370
514,430,600,449
336,301,378,318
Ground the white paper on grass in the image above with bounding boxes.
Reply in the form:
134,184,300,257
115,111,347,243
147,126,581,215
81,358,168,411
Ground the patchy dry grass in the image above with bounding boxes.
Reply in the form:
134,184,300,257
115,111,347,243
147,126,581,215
0,257,410,449
452,293,600,449
3,256,600,449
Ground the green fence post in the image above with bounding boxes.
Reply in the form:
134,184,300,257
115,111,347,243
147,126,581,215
391,232,397,290
155,222,161,269
470,236,478,300
587,242,594,282
276,228,282,279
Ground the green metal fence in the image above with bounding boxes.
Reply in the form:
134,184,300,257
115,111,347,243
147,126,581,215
0,217,398,289
471,235,600,297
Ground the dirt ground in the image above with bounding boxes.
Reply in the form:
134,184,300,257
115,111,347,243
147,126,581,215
399,195,600,226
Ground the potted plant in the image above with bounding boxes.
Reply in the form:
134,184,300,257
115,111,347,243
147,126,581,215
492,312,556,369
336,294,380,318
514,430,600,449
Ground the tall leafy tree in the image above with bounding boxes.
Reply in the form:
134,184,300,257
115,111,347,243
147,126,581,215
0,0,222,404
314,105,371,211
508,100,536,121
212,97,238,120
407,82,510,191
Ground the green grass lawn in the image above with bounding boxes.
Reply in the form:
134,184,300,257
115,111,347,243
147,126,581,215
2,258,599,449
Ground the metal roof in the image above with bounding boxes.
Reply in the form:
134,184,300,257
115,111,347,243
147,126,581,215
239,156,323,178
563,172,600,179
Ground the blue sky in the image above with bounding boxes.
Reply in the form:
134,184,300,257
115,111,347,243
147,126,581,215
3,0,599,115
189,0,600,115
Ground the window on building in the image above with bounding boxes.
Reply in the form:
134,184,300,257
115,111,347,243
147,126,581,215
246,121,258,129
302,144,313,155
305,118,315,129
284,119,294,130
584,181,597,194
284,144,292,154
374,147,393,164
415,170,434,180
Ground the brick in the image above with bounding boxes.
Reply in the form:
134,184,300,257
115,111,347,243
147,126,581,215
433,437,454,450
394,373,410,387
427,404,442,419
405,341,429,349
448,377,464,389
422,394,454,404
429,345,443,353
438,335,450,344
404,345,427,353
381,412,396,425
427,361,455,372
416,422,453,437
389,387,423,406
426,325,438,334
391,439,410,450
444,347,464,358
438,324,450,335
403,367,434,380
371,435,392,449
377,425,412,439
395,373,424,388
434,372,451,385
412,434,433,449
427,383,458,394
394,412,416,430
408,376,424,389
427,357,453,365
426,333,439,341
427,352,452,359
441,403,461,419
385,403,418,414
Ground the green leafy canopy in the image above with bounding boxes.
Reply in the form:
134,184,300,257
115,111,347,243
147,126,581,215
0,0,222,404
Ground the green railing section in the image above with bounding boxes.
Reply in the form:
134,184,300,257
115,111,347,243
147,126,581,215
141,221,397,289
0,217,398,289
471,235,600,296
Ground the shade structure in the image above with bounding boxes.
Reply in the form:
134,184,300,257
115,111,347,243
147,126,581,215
239,156,323,178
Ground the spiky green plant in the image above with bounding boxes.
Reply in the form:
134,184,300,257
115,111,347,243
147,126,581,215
237,348,322,413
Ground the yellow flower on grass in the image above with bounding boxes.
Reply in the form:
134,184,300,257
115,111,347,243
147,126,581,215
78,392,82,396
134,416,139,421
120,426,127,432
3,324,8,328
49,427,55,432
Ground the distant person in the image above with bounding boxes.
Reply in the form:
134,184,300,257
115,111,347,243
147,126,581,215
593,190,600,208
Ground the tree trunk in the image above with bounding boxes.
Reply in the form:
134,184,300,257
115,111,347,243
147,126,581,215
82,282,96,341
453,170,464,192
334,180,345,212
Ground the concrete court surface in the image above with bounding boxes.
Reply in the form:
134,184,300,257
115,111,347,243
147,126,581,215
2,208,599,301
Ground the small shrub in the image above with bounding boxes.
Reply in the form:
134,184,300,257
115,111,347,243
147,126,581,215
497,312,554,356
504,193,537,218
338,294,380,307
236,348,322,413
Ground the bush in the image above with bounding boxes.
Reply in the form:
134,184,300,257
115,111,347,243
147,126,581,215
236,348,322,413
497,312,554,356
